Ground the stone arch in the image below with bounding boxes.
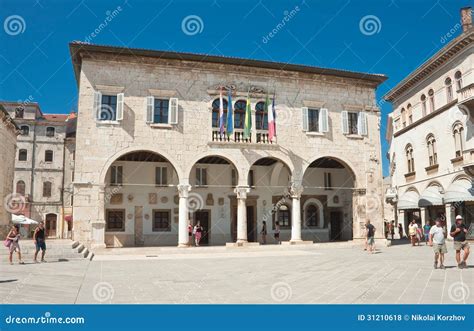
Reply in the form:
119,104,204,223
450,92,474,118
302,155,358,187
247,155,294,189
302,198,325,228
186,152,241,186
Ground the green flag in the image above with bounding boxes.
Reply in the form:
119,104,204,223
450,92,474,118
243,94,252,139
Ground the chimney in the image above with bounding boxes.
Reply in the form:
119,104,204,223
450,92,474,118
461,7,472,32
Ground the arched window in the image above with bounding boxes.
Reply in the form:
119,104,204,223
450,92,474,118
455,71,462,91
233,100,246,129
426,134,437,166
420,94,427,117
45,150,53,162
211,98,228,128
20,125,29,136
46,127,55,137
445,77,453,102
453,122,464,158
405,144,415,173
255,101,268,130
16,180,26,196
428,89,435,113
43,181,52,197
277,204,291,228
407,104,413,124
18,149,27,161
305,204,319,227
401,108,406,128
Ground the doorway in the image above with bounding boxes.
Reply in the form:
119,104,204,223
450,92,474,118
194,210,210,245
330,211,343,241
45,213,57,238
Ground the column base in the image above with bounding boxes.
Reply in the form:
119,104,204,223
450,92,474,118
283,240,313,245
177,243,191,248
226,242,260,248
91,243,106,250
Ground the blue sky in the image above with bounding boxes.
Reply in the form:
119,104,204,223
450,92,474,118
1,0,470,176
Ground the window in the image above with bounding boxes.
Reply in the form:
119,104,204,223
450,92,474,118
305,204,319,227
15,108,24,119
277,204,291,228
152,210,171,231
248,169,254,187
155,166,168,186
348,112,358,134
421,94,427,117
407,104,413,124
453,122,464,157
110,166,123,185
153,99,169,124
233,100,246,129
106,209,125,231
100,95,117,121
43,181,52,197
303,107,328,133
308,108,320,132
45,150,53,162
341,111,366,135
196,167,207,186
212,98,228,128
426,134,437,166
324,172,332,190
18,149,27,161
428,89,435,113
406,144,415,173
231,169,237,187
46,127,55,137
20,125,29,136
255,101,268,130
455,71,462,91
445,77,453,102
401,108,406,128
16,181,26,196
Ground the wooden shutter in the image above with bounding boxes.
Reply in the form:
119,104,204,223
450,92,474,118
116,93,124,121
357,112,367,136
341,111,349,134
319,108,329,133
94,91,102,120
302,107,309,131
169,98,178,124
146,96,154,123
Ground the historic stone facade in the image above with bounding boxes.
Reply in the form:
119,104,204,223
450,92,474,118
70,42,386,248
385,7,474,234
0,105,19,238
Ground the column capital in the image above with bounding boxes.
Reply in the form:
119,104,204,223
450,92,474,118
289,183,304,199
177,184,192,198
234,186,250,199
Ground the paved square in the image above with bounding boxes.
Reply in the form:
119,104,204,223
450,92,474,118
1,242,472,304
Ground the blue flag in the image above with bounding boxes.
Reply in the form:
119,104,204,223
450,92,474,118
226,88,233,137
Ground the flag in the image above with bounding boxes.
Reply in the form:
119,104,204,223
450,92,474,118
243,93,252,139
267,94,275,141
226,88,233,138
219,88,225,135
272,94,276,138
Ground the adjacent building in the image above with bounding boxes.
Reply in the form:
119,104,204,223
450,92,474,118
69,42,386,248
385,8,474,233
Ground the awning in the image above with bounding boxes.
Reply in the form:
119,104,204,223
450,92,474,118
397,190,420,210
11,214,38,225
64,215,73,222
445,179,474,203
419,186,444,207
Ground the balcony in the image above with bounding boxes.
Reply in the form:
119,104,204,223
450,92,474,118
458,83,474,108
211,128,275,145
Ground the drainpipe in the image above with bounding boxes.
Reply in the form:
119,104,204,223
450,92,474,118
29,121,37,218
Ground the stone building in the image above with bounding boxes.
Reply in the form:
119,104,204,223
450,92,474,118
69,42,386,248
1,101,77,238
385,7,474,234
0,105,19,238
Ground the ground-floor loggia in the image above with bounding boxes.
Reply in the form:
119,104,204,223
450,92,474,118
76,149,378,248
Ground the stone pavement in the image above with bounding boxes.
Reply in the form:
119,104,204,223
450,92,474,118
0,241,472,304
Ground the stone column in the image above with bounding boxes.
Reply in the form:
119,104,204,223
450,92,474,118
290,183,304,242
420,207,427,225
235,186,250,243
445,203,455,233
91,185,106,249
177,184,191,247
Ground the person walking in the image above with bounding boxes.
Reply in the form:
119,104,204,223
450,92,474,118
33,221,47,263
389,221,395,240
274,221,281,244
408,220,419,246
366,220,376,254
193,221,203,247
398,223,404,239
429,219,447,269
6,225,24,265
260,221,267,244
187,222,193,246
450,215,470,269
423,220,432,244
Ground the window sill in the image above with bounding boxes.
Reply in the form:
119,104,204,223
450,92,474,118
345,134,364,140
96,120,120,126
305,131,325,137
450,156,463,164
425,164,439,172
149,123,173,129
404,171,416,179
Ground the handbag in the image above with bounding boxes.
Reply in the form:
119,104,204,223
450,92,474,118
3,239,11,248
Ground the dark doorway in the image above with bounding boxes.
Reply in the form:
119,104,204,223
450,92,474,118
247,206,256,242
45,213,57,238
194,210,210,245
330,211,343,241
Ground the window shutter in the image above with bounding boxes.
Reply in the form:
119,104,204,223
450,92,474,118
116,93,124,121
319,108,329,133
94,91,102,120
302,107,309,131
146,96,154,123
341,111,349,134
357,112,367,136
169,98,179,124
117,166,123,184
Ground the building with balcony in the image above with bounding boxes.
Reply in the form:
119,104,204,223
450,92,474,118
385,7,474,234
1,101,76,238
69,42,386,248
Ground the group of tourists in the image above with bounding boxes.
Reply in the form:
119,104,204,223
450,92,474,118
4,221,47,265
259,221,281,245
187,222,204,246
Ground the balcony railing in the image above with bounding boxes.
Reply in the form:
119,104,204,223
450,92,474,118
211,128,274,144
458,83,474,104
